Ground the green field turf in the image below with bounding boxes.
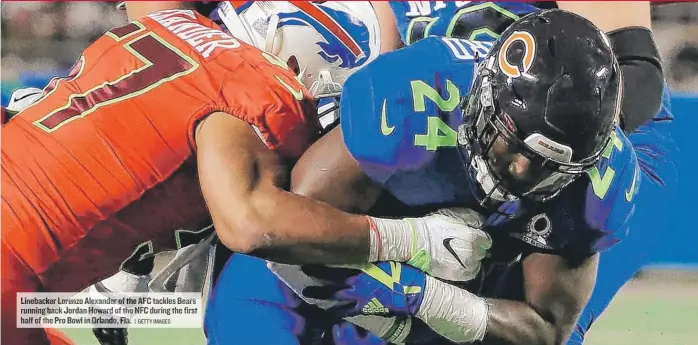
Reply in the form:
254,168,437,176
61,275,698,345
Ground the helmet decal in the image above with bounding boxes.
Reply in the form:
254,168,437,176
498,30,536,78
277,2,372,69
215,1,379,98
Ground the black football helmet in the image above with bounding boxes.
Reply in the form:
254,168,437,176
458,9,622,206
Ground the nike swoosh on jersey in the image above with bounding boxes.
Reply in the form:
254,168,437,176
275,76,304,101
380,99,395,136
625,167,638,202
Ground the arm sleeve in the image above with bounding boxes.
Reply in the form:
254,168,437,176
608,27,664,133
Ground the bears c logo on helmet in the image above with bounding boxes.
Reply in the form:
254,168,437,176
498,30,536,78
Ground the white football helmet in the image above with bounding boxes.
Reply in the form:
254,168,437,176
215,1,380,99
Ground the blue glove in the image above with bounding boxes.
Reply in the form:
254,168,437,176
301,262,427,318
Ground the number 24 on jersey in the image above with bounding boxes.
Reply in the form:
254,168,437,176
407,79,460,151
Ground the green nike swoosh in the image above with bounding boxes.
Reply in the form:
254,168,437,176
275,76,304,101
380,99,395,136
625,167,638,202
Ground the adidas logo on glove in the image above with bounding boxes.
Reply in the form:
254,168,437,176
362,298,389,314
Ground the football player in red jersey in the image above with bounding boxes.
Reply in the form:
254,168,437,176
1,6,492,345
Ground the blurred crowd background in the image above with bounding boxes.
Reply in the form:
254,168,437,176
1,1,126,98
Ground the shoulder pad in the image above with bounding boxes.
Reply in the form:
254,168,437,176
341,37,484,184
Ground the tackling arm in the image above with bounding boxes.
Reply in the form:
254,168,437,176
196,112,371,264
195,112,482,276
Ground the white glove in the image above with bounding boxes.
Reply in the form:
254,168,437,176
415,275,489,343
369,207,491,282
7,87,43,113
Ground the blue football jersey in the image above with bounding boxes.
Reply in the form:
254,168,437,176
341,37,639,256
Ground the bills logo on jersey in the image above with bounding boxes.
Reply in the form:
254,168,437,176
276,2,373,69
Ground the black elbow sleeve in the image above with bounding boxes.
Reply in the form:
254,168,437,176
607,27,664,134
